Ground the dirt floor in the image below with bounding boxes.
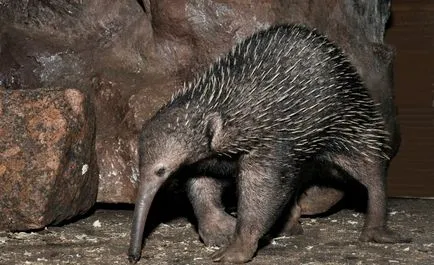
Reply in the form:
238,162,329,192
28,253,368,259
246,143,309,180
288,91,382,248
0,198,432,265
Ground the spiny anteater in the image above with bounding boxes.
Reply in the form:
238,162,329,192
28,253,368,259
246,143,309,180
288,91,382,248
128,24,409,264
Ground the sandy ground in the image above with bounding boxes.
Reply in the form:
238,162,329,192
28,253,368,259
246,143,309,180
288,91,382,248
0,198,432,265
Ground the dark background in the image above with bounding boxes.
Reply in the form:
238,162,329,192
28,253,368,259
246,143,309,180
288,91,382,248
386,0,434,197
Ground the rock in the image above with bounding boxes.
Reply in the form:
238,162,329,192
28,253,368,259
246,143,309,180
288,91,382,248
0,87,97,231
0,0,398,205
98,0,397,204
94,76,181,203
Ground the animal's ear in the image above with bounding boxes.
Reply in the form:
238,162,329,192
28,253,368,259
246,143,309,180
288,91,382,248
206,112,223,151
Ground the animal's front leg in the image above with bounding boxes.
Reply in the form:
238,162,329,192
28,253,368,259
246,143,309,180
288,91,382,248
187,177,236,247
211,154,294,263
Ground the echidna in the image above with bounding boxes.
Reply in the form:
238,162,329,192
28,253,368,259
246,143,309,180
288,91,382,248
128,24,409,264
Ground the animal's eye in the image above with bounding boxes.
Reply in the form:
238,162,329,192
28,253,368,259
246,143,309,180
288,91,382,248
155,167,166,177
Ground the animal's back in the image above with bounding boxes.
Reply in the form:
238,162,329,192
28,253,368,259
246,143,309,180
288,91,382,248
173,24,389,160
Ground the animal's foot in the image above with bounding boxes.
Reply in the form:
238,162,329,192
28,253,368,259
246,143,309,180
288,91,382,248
211,239,257,263
360,227,411,243
199,212,236,247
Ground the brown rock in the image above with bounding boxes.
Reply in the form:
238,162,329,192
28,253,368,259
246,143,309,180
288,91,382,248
94,75,182,203
0,87,97,231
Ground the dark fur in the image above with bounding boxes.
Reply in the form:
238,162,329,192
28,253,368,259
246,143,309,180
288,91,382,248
128,24,409,264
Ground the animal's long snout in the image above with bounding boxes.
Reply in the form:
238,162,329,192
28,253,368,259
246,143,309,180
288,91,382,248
128,176,166,263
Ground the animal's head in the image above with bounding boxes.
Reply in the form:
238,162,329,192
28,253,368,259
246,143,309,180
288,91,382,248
139,132,188,178
128,108,225,263
138,109,225,181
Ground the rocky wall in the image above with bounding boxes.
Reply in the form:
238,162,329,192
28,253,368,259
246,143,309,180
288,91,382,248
0,0,397,230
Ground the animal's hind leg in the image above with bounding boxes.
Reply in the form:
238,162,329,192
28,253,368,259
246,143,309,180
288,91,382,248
187,177,236,247
212,154,293,263
329,154,411,243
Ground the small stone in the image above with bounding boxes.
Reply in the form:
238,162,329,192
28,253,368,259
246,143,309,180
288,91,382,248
82,164,89,175
92,220,102,228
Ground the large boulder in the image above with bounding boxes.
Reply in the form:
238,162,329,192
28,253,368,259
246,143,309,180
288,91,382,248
0,87,97,231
